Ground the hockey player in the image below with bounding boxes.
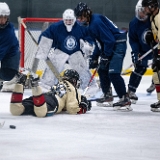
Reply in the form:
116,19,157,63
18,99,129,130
74,2,132,111
0,2,24,90
142,0,160,112
128,0,156,103
10,69,92,117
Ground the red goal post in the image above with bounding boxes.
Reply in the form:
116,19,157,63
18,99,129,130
18,17,61,75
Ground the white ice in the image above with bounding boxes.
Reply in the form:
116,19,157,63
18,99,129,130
0,75,160,160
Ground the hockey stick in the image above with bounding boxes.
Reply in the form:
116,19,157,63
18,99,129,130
83,68,98,95
121,43,158,75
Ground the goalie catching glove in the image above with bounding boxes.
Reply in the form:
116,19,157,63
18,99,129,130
77,95,92,114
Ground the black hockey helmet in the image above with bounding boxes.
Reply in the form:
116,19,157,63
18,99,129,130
63,69,80,88
142,0,159,8
74,2,92,26
74,2,89,17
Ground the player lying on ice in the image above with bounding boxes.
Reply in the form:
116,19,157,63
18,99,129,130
10,69,92,117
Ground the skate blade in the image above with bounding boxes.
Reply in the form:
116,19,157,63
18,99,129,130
151,108,160,112
113,105,133,111
96,102,113,107
0,121,5,128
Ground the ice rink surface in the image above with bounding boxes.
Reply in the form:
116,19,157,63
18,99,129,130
0,75,160,160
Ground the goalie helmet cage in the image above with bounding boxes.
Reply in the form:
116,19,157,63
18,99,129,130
18,17,61,75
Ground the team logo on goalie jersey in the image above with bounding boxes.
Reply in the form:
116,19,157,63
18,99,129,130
64,36,77,50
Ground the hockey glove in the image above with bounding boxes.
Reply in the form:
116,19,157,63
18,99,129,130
77,95,92,114
89,57,98,69
99,55,110,70
144,30,154,45
131,52,142,68
152,51,160,71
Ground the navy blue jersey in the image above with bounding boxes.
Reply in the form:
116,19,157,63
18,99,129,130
39,20,93,55
87,14,126,57
0,22,19,61
129,17,151,54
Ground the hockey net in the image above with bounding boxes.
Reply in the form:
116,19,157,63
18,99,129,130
18,17,61,76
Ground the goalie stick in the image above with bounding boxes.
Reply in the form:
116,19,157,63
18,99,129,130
121,43,158,75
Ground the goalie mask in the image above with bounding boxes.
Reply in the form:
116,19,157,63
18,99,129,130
0,2,10,29
63,69,80,88
74,2,92,26
135,0,148,21
63,9,76,32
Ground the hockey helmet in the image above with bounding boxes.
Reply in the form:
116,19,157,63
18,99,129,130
74,2,92,26
142,0,159,8
0,2,10,16
135,0,148,21
62,9,76,32
63,69,80,88
74,2,89,17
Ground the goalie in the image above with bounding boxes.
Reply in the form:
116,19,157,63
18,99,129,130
10,69,92,117
37,9,98,94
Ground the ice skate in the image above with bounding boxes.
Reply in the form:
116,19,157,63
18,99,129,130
29,75,40,87
15,72,27,85
150,101,160,112
113,94,132,111
146,83,155,94
96,88,113,107
128,90,138,104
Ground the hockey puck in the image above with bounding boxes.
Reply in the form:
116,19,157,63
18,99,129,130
9,125,16,129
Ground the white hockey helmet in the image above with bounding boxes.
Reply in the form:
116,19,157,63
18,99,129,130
135,0,148,21
0,2,10,16
63,9,76,32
